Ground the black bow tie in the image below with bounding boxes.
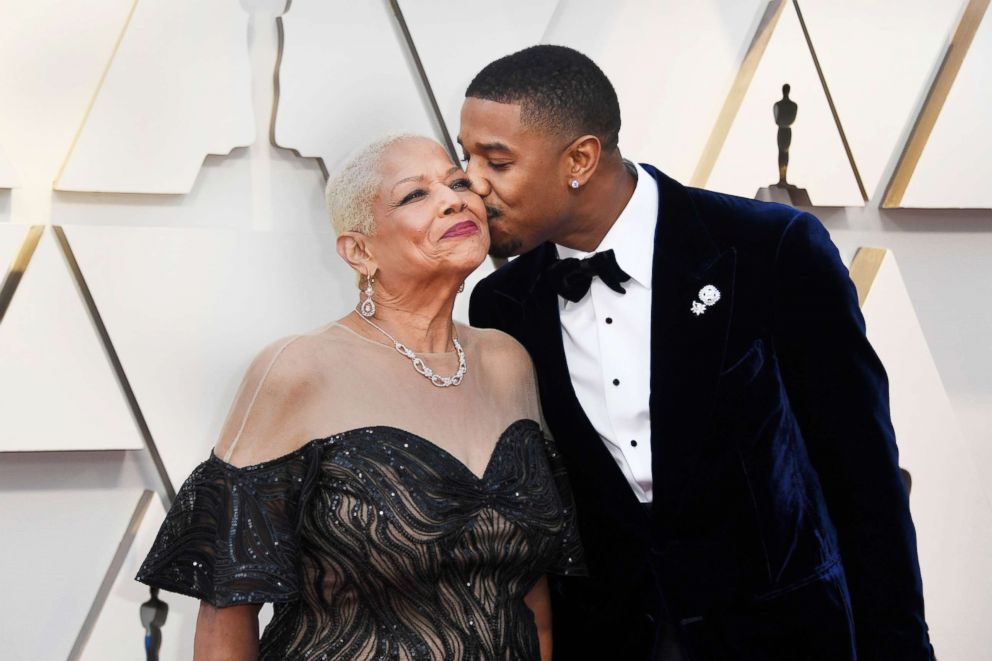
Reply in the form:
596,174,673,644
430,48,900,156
546,249,632,303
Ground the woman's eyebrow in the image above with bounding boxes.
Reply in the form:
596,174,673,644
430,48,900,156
392,167,462,193
391,175,425,193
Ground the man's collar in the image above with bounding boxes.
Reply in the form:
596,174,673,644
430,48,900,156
555,161,659,290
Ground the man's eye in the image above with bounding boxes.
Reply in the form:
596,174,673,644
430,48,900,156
490,162,510,171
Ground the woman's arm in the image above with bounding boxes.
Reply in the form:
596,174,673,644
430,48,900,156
193,602,262,661
524,575,553,661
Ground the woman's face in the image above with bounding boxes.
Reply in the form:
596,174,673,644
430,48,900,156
368,137,489,290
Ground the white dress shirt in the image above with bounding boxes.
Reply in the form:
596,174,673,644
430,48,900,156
556,163,658,503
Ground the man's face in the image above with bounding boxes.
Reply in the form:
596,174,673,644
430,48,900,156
458,98,571,258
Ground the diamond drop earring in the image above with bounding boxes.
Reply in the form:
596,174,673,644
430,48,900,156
359,273,376,317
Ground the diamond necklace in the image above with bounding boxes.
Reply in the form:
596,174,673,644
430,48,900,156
355,310,467,387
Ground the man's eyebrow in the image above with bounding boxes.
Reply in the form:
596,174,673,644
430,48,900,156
456,137,512,153
476,141,511,152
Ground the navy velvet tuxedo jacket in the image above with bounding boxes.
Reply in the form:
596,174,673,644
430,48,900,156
469,166,933,660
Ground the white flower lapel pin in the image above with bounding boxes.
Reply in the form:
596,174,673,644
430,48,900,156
691,285,721,316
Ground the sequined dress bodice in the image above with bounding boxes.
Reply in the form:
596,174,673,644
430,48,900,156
136,419,583,660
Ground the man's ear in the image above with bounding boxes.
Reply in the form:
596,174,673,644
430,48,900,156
564,134,603,187
336,232,378,280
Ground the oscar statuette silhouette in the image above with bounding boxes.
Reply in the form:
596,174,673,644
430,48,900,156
757,84,812,206
140,587,168,661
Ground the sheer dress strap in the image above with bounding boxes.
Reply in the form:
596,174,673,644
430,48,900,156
221,334,306,463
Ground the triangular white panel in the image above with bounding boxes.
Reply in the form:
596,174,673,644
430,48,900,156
0,0,134,202
274,0,439,175
543,0,767,181
0,142,16,188
79,494,199,661
62,225,354,483
798,0,965,201
56,1,255,194
902,6,992,208
707,4,863,205
0,228,143,451
0,486,144,659
402,0,559,143
859,250,992,659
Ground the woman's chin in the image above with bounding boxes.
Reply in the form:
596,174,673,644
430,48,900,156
449,245,490,278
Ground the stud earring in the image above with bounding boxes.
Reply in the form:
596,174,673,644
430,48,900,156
570,179,580,189
458,282,465,294
359,274,376,317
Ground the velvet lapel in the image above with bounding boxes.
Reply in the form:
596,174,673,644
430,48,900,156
642,165,737,525
511,245,649,538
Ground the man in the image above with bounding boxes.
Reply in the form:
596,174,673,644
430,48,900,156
462,45,933,660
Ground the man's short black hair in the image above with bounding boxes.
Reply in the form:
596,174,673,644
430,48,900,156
465,45,621,151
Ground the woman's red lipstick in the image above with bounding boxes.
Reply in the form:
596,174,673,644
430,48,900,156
441,220,479,239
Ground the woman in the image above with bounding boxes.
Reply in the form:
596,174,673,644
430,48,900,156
135,135,583,660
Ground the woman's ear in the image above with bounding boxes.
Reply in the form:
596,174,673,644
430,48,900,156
336,232,378,279
564,134,602,187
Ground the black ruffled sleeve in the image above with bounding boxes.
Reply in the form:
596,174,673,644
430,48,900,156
135,447,316,607
542,436,588,577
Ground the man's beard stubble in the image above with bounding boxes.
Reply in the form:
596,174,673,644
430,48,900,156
485,205,522,259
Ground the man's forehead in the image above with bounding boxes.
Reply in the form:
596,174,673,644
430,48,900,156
459,98,525,149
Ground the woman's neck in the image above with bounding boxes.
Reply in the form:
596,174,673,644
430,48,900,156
351,281,460,353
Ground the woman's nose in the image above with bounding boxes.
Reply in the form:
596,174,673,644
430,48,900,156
438,185,466,215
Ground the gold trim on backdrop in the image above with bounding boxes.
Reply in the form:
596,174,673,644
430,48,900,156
66,490,154,661
690,0,787,188
848,246,887,308
53,0,141,189
792,0,868,202
53,226,176,502
0,225,44,325
881,0,991,208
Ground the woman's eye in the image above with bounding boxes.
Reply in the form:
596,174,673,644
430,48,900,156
399,189,426,205
450,178,471,190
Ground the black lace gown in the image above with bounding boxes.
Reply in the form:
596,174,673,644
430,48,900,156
136,419,584,660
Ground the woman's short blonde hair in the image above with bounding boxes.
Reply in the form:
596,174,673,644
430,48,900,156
325,134,426,236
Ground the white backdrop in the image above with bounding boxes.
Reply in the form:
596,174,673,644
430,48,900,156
1,1,990,658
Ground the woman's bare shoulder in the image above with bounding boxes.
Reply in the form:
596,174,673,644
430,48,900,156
462,324,529,360
461,324,541,420
461,324,535,382
213,324,349,466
